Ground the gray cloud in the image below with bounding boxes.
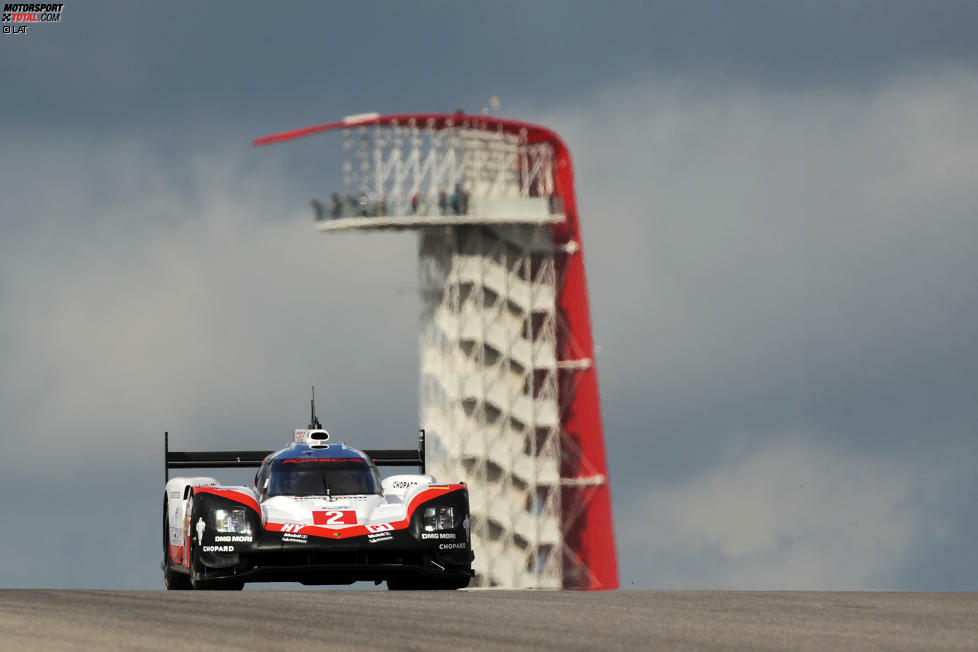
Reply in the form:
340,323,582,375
0,143,421,458
537,68,978,445
529,69,978,587
619,433,952,589
3,1,976,132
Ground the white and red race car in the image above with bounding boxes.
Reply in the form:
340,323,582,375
162,421,472,590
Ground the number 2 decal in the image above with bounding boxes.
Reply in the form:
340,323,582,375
312,510,357,525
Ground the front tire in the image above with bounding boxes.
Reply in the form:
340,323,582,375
164,563,192,590
163,499,191,590
189,544,243,590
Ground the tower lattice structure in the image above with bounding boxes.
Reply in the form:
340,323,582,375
255,113,618,589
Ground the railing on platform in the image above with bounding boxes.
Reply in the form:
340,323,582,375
311,194,564,223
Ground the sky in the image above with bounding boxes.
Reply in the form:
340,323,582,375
1,1,977,590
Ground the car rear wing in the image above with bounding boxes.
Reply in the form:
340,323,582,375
164,430,426,482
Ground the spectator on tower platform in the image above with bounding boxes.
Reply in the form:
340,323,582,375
330,193,342,218
450,185,461,215
438,190,448,215
310,198,325,221
411,193,420,214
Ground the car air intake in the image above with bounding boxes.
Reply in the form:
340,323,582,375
308,430,330,448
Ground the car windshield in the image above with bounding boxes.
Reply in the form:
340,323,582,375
268,458,382,497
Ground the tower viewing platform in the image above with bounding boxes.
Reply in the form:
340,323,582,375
258,112,567,231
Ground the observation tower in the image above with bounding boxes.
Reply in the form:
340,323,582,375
254,112,617,589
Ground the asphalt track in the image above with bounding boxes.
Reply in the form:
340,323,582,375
0,590,976,651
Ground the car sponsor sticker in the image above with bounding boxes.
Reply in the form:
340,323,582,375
202,545,235,552
282,458,363,464
367,532,393,543
366,522,394,533
422,532,456,540
438,542,467,550
214,535,252,542
312,510,357,525
296,495,368,501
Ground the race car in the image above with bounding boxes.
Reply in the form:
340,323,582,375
162,408,473,590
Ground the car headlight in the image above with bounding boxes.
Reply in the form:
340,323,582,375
422,505,455,532
214,507,252,535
